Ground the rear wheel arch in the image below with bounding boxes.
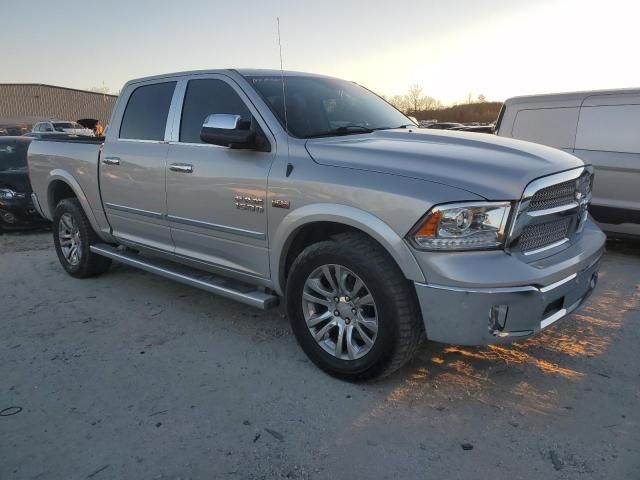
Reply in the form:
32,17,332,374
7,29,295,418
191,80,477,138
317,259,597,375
48,180,77,216
45,172,106,238
53,198,111,278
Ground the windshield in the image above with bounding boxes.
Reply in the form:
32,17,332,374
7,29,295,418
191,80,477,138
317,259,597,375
53,122,82,131
246,75,412,138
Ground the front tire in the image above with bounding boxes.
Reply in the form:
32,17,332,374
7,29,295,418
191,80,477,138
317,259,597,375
286,232,424,380
53,198,111,278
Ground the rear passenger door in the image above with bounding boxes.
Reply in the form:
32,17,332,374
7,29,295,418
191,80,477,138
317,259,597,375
164,75,276,278
101,80,177,251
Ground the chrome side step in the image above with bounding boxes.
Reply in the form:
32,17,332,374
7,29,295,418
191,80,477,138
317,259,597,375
90,243,279,310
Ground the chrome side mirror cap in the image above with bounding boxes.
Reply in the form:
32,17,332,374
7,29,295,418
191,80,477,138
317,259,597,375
200,114,256,149
203,114,243,130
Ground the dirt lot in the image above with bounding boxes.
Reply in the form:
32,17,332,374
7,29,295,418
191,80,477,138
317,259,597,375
1,230,639,480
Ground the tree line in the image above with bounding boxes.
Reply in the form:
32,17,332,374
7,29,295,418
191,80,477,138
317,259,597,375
382,84,503,124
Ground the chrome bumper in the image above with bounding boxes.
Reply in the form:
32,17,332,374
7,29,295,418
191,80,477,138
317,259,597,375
414,254,602,345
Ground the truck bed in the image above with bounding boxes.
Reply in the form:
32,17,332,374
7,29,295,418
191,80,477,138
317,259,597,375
27,137,105,225
32,136,105,144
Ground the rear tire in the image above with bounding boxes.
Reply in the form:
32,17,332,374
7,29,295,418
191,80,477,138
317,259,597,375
286,232,424,380
53,198,111,278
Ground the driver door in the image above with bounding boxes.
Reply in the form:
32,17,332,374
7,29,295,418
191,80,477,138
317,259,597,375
165,75,276,278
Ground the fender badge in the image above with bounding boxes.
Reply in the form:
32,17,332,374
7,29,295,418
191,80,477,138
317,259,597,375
272,199,290,210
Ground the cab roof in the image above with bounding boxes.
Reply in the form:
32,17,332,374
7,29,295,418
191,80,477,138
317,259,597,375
126,68,334,86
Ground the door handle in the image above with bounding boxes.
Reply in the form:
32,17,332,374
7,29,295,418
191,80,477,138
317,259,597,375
169,163,193,173
103,156,120,165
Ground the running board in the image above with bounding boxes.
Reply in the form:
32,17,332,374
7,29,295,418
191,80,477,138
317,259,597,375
90,244,279,310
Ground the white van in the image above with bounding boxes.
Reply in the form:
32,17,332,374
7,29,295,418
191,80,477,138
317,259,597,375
496,89,640,238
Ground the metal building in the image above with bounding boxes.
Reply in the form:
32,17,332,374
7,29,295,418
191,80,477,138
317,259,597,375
0,84,117,131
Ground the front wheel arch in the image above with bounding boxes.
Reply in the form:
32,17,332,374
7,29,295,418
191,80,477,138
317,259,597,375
271,204,426,295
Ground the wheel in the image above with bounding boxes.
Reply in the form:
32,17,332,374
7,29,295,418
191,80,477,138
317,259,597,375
53,198,111,278
286,232,424,380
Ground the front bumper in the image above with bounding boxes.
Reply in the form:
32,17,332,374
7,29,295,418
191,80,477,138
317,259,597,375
413,222,605,345
0,191,48,228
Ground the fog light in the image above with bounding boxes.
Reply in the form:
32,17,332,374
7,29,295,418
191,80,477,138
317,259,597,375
1,211,17,224
489,304,509,335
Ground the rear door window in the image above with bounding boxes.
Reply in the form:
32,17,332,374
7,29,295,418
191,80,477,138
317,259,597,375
119,82,176,141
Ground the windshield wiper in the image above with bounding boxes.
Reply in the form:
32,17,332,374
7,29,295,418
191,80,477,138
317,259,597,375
304,125,374,138
373,124,415,131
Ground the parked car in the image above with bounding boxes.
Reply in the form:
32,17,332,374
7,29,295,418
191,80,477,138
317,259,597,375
32,120,95,137
496,89,640,238
424,122,464,130
1,125,29,136
28,69,604,379
0,137,48,230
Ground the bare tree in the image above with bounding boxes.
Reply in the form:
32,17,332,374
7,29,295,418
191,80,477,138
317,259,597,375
423,96,441,111
389,94,410,113
477,94,486,103
407,84,426,114
386,85,441,115
465,91,475,105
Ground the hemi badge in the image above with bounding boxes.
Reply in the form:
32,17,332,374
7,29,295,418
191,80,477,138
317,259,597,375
272,199,290,210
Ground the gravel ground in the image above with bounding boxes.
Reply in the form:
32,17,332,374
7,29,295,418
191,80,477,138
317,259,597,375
1,230,639,480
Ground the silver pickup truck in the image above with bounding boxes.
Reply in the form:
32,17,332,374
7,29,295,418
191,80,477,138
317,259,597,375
28,69,605,379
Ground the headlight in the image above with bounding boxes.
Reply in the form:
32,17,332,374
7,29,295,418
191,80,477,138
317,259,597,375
409,202,512,251
0,188,16,200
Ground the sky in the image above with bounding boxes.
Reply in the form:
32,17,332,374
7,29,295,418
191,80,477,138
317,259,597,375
2,0,639,105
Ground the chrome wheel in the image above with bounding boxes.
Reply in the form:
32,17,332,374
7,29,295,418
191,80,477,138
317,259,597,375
58,213,82,266
302,264,378,360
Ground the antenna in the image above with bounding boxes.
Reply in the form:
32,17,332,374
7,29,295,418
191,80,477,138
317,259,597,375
277,17,290,156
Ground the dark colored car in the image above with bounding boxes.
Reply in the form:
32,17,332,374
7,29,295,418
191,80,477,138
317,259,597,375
0,137,48,231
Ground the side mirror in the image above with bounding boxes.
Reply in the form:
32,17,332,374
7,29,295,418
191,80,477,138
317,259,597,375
200,114,256,149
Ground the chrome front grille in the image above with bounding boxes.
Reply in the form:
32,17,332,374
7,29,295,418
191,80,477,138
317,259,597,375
528,179,577,212
519,217,572,252
509,167,593,256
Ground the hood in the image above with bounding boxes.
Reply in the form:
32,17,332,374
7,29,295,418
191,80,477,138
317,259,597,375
305,129,585,199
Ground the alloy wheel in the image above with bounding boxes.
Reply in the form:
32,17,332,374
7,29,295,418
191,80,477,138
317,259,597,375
302,264,379,360
58,213,82,266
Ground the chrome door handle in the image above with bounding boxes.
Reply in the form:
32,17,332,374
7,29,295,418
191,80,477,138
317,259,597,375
103,156,120,165
169,163,193,173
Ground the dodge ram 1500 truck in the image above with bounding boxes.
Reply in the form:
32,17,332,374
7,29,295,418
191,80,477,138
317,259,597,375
28,69,605,380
